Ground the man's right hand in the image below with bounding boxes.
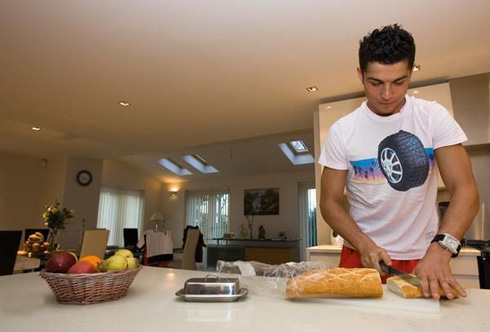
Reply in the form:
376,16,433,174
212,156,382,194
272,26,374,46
357,239,392,274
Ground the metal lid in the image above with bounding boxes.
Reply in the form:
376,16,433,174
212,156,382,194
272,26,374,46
183,274,240,295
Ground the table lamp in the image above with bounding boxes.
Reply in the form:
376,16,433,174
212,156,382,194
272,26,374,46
150,211,165,232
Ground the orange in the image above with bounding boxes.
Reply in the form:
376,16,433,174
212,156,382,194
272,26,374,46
79,255,102,269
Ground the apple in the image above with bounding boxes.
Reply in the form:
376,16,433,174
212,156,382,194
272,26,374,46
67,261,99,274
99,255,128,271
126,257,139,270
115,249,134,259
67,251,78,262
45,252,78,273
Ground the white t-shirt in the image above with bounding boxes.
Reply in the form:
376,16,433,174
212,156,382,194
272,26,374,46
319,95,467,259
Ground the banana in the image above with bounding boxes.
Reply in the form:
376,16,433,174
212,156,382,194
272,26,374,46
28,234,42,242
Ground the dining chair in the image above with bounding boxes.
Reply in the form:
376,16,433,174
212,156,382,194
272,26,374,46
123,228,143,261
166,229,200,270
24,228,50,242
123,228,139,250
79,229,110,259
0,230,22,276
181,228,200,270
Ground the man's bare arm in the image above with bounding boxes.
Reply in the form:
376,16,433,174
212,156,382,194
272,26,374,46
320,166,391,272
414,144,479,299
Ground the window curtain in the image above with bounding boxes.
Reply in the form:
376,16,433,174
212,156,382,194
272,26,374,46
97,187,144,246
185,189,229,240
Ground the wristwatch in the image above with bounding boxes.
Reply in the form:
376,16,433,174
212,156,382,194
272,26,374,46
431,233,461,257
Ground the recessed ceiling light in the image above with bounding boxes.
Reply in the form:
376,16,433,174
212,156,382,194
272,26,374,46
306,86,318,92
119,101,131,107
31,126,41,131
412,89,420,94
413,65,421,72
326,106,332,109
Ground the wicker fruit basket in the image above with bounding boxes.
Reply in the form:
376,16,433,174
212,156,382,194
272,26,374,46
40,266,143,304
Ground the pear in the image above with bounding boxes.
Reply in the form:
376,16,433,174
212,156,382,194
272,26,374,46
115,249,134,259
126,257,140,270
99,255,128,271
98,260,109,272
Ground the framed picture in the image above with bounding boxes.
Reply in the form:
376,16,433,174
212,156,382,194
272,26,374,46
244,188,279,215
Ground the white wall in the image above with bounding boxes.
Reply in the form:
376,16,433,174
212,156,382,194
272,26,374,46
0,152,51,231
0,152,70,248
0,152,166,250
160,169,314,248
39,157,68,207
60,157,104,249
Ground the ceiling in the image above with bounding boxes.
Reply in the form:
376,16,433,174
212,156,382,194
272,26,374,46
1,1,490,183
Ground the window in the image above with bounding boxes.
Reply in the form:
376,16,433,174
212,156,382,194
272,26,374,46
299,182,317,260
97,187,145,246
158,158,193,176
183,154,219,174
185,189,229,240
289,140,309,154
278,142,315,165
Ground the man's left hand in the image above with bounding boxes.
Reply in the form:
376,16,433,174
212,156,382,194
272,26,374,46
413,243,466,300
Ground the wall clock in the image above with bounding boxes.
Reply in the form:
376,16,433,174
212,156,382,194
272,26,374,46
76,170,93,186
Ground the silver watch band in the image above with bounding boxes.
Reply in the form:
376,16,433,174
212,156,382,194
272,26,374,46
439,233,461,254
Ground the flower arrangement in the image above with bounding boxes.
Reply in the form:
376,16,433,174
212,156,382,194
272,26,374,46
42,201,74,250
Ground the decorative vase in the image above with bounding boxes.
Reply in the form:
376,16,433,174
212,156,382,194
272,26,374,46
246,215,255,239
48,229,60,252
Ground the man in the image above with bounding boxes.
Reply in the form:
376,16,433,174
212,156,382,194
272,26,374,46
319,24,479,300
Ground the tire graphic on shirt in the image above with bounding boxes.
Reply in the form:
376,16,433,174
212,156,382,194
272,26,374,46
377,130,429,191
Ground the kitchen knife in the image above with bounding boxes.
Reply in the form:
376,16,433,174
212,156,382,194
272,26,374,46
379,261,406,276
379,261,422,287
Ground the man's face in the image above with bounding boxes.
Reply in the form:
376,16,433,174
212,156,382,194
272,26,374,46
357,61,412,116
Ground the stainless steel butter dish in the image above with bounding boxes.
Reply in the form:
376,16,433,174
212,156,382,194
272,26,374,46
175,275,248,302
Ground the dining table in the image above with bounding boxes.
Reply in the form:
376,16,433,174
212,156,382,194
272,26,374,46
1,266,489,332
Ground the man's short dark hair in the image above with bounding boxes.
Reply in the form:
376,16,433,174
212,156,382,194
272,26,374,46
358,24,416,72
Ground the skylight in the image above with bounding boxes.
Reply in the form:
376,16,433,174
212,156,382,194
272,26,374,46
183,154,219,174
158,158,193,176
278,143,314,165
289,140,308,153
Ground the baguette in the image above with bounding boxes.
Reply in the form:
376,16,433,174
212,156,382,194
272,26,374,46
286,268,383,299
387,275,459,299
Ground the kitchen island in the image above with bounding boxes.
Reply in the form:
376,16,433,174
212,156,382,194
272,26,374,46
1,267,489,332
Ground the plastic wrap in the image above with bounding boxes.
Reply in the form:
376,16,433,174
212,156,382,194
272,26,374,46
216,260,333,299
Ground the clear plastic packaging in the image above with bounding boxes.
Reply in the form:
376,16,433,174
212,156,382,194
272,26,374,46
216,260,333,299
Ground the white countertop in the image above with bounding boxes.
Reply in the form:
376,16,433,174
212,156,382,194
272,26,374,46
307,245,481,257
1,267,490,332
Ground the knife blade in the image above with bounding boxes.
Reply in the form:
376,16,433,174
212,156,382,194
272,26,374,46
379,261,422,287
379,261,406,276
